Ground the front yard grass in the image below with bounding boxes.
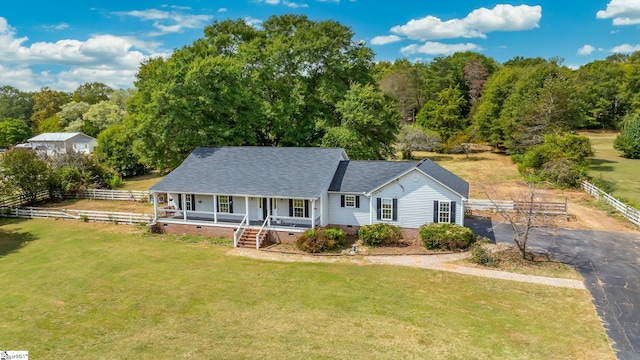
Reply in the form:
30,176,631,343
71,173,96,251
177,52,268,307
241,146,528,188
0,218,613,359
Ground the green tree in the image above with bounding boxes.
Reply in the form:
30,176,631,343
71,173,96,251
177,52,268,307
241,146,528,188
96,124,146,177
516,133,594,187
0,118,32,147
321,83,400,160
614,114,640,158
575,59,628,129
0,149,50,203
417,85,467,141
57,101,90,131
82,101,126,137
31,87,70,132
72,82,113,105
0,85,34,124
396,125,441,159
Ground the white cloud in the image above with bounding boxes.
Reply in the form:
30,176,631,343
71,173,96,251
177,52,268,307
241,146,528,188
245,17,263,29
218,8,228,13
370,35,402,45
611,43,640,53
597,0,640,25
113,8,213,36
400,42,480,56
577,44,595,55
283,0,309,8
0,16,168,91
391,4,541,41
44,23,69,32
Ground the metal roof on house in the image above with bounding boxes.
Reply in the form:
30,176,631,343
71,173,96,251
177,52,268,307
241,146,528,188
28,132,94,142
149,147,347,199
328,160,416,193
329,158,470,198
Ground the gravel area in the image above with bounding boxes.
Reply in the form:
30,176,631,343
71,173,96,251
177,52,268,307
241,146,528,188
227,248,585,289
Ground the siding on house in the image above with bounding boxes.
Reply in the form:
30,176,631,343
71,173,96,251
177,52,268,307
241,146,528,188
371,169,464,228
327,193,371,226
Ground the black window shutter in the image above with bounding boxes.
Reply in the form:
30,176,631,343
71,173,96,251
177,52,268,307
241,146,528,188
392,199,398,221
178,194,182,210
433,201,439,223
340,195,345,207
304,200,309,218
289,199,293,217
355,196,360,208
216,196,219,212
450,201,456,224
191,194,196,211
229,196,234,213
376,198,381,220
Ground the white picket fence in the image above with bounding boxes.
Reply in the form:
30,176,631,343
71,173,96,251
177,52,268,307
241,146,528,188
64,189,149,202
465,199,568,215
582,181,640,227
0,207,152,224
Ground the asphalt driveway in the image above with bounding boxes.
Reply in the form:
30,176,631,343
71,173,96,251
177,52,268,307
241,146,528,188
467,217,640,360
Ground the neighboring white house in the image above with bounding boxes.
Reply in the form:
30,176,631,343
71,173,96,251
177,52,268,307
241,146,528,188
27,132,98,156
148,147,470,248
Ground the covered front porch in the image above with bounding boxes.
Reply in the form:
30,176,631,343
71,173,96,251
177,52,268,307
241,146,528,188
151,192,323,248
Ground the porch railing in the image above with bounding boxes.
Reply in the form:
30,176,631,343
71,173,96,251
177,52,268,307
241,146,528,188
256,216,270,250
233,214,249,248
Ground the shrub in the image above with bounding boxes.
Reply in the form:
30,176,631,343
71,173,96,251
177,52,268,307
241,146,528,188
109,174,124,189
420,223,476,251
358,223,403,247
470,239,494,265
296,227,346,253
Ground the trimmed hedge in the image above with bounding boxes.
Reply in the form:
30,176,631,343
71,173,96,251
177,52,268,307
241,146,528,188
296,227,347,253
420,223,476,251
358,223,403,247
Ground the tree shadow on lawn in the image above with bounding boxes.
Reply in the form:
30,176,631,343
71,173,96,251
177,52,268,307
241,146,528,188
0,218,38,259
590,158,618,172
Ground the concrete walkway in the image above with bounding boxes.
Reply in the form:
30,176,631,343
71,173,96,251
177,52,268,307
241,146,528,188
228,248,586,289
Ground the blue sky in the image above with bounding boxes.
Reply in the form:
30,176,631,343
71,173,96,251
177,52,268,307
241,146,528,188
1,0,639,91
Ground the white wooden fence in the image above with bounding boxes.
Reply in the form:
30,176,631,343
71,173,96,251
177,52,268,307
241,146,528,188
0,206,152,224
582,181,640,227
0,191,49,207
64,189,149,202
465,199,568,215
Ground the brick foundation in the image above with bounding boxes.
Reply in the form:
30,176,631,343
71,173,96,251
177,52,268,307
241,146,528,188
156,222,235,239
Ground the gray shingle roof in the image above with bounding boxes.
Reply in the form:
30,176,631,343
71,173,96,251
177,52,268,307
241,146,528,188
416,158,469,198
328,161,416,193
329,158,469,198
149,147,346,199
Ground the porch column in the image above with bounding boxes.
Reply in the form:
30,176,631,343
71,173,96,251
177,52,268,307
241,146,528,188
213,195,217,223
311,199,316,229
152,193,158,222
320,196,323,227
245,196,249,219
369,195,374,225
183,193,187,222
267,198,271,227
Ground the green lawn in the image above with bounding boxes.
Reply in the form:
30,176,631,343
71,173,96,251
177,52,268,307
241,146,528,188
120,172,163,191
583,131,640,206
0,219,613,359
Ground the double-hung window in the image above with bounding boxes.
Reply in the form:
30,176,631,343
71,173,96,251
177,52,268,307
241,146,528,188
381,198,393,221
345,195,356,208
218,195,230,213
438,201,450,223
293,199,305,217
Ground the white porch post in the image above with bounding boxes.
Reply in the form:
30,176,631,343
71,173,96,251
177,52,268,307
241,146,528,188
183,193,187,222
213,195,217,223
311,199,316,229
267,198,271,227
320,196,323,227
369,195,374,225
152,193,158,221
245,196,249,221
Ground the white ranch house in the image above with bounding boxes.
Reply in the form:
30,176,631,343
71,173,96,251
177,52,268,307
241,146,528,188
149,147,469,248
27,132,98,156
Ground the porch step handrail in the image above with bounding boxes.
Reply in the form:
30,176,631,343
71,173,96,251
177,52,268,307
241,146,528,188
233,214,249,248
256,216,270,250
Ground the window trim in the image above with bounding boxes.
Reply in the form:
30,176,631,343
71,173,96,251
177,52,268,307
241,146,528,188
344,194,356,208
293,199,305,218
438,201,451,224
218,195,230,213
381,198,393,221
